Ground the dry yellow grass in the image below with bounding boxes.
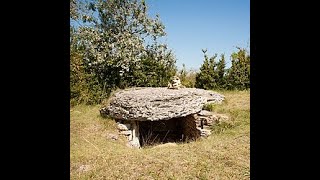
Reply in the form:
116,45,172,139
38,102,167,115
70,90,250,179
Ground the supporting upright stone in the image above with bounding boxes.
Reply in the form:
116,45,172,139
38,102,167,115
129,121,140,148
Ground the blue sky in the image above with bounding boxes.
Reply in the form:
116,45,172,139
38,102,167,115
146,0,250,70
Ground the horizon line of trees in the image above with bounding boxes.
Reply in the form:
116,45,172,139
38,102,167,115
178,47,250,90
193,47,250,90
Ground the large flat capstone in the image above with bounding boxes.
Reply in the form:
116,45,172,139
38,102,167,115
100,87,224,121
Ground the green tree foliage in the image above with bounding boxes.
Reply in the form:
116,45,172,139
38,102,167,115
195,49,218,89
225,47,250,90
195,48,249,90
70,26,108,105
127,43,176,87
215,54,226,89
70,0,176,105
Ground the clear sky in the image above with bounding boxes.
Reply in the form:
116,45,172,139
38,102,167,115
146,0,250,70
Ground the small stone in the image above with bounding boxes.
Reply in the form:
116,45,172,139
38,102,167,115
198,110,214,116
127,137,140,148
197,128,211,137
77,165,91,172
106,133,118,140
120,130,132,136
117,123,128,131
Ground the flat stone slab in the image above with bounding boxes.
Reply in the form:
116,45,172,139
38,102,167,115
198,110,214,116
100,87,224,121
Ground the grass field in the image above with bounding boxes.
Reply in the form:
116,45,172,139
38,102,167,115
70,90,250,180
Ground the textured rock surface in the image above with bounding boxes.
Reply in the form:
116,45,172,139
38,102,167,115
100,87,224,121
106,133,118,141
117,123,129,131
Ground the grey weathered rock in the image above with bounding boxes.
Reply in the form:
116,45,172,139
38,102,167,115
106,133,118,140
100,87,227,147
117,123,129,131
127,137,140,148
197,128,211,137
198,110,214,116
100,87,224,121
120,130,132,136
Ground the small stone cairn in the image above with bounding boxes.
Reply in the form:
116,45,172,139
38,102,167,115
167,76,184,89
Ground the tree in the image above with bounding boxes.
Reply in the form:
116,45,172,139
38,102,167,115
78,0,174,85
195,47,250,90
226,47,250,90
215,54,226,89
70,25,108,105
195,49,218,89
70,0,176,104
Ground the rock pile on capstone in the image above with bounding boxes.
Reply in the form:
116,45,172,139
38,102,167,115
167,76,183,89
